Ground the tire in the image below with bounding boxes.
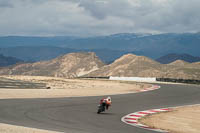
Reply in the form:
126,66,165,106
97,109,101,114
97,104,104,114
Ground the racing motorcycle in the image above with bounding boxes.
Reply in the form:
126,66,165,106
97,102,106,114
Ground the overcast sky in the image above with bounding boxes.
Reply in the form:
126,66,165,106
0,0,200,37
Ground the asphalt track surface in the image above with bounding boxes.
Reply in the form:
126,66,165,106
0,83,200,133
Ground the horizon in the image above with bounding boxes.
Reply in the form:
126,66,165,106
0,32,200,38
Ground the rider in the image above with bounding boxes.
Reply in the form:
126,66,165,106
99,96,112,110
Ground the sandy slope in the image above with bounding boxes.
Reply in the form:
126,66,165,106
140,105,200,133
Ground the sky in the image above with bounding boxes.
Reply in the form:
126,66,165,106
0,0,200,37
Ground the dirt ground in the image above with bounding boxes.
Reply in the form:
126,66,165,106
0,75,150,99
140,105,200,133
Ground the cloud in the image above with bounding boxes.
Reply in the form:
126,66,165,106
0,0,13,8
0,0,199,36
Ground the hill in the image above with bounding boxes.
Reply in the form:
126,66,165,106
156,53,200,64
87,54,200,79
86,54,163,77
0,52,104,78
0,54,23,67
168,60,190,66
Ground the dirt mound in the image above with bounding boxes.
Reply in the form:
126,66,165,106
0,52,104,78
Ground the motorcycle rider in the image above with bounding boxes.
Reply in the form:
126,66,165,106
99,96,112,110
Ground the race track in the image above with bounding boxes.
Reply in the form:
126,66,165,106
0,83,200,133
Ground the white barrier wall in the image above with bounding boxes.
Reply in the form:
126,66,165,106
109,76,156,82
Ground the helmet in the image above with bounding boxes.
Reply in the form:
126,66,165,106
107,96,111,101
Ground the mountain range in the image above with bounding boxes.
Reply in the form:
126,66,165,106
1,51,200,68
0,46,141,64
0,54,23,67
86,54,200,79
0,52,200,80
156,53,200,64
1,32,200,59
1,32,200,68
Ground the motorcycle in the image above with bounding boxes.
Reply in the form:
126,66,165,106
97,102,106,114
